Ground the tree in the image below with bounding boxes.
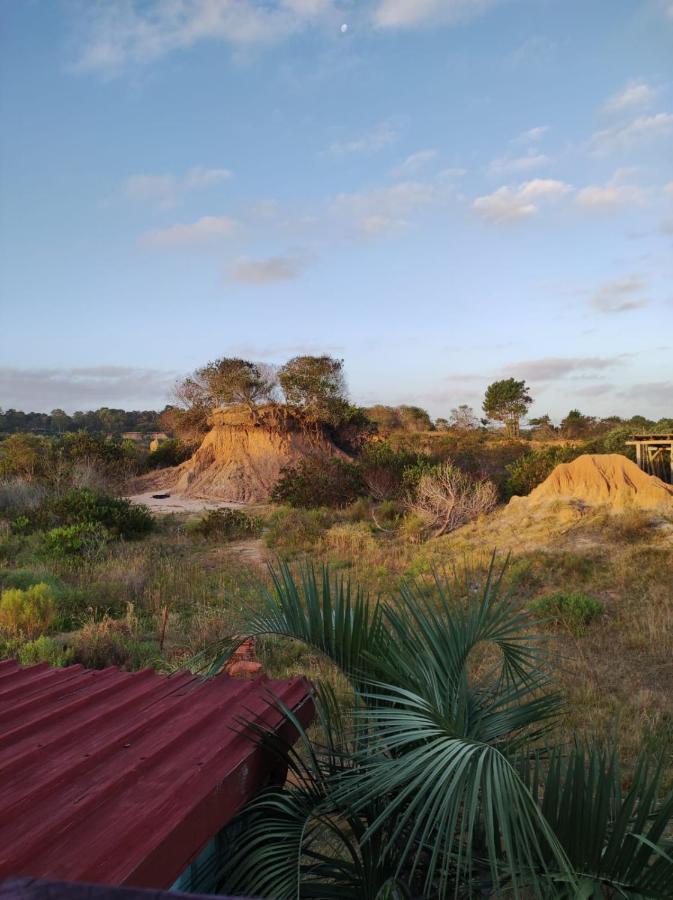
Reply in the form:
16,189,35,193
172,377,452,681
397,405,433,432
278,356,347,423
448,404,479,430
482,378,533,437
560,409,594,439
171,357,277,440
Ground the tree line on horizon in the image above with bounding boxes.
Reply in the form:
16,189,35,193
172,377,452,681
2,357,671,443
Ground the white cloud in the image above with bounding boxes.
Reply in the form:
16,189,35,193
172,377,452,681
515,125,549,143
590,112,673,155
229,255,304,283
487,152,551,175
590,275,649,313
75,0,335,72
329,121,398,155
373,0,498,29
123,167,231,209
391,149,438,178
603,79,657,115
73,0,505,72
332,180,439,234
576,170,646,212
473,179,572,223
665,181,673,198
141,215,240,248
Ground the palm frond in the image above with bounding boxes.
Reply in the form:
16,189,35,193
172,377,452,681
528,744,673,897
205,561,389,687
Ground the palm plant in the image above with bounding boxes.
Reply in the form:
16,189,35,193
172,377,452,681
206,558,673,899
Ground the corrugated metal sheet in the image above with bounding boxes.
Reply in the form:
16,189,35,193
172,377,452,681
0,660,313,890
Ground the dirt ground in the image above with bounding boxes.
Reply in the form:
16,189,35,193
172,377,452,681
128,491,245,515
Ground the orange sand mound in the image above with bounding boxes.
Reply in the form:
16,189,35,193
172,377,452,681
132,405,344,504
519,454,673,511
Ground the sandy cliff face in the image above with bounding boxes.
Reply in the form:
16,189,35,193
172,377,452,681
140,406,344,503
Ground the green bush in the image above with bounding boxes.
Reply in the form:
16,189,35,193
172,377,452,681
43,522,110,559
70,626,159,671
357,442,423,500
272,456,365,508
189,507,262,540
146,438,192,470
18,488,154,539
265,507,334,555
17,634,74,667
0,582,57,639
505,445,583,497
530,590,604,635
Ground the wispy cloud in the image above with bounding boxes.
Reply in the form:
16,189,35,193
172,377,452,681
228,254,305,283
141,215,240,248
0,366,178,412
390,149,438,178
506,356,624,381
123,167,232,210
373,0,499,29
575,169,646,212
603,79,657,115
473,179,572,223
332,180,439,235
75,0,335,73
329,121,399,156
73,0,505,73
590,112,673,155
487,152,551,176
590,275,649,313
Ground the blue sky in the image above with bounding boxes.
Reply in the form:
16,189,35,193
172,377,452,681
0,0,672,419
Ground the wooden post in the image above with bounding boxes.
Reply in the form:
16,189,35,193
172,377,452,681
635,442,642,470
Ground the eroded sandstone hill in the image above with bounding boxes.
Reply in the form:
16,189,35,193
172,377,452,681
138,406,344,503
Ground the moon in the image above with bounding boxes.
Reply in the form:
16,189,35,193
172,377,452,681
340,23,348,33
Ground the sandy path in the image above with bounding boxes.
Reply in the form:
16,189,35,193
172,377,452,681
128,491,245,515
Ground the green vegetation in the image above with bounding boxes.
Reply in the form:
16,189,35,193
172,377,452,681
530,590,605,635
187,507,262,540
272,456,365,508
0,582,56,639
209,561,673,899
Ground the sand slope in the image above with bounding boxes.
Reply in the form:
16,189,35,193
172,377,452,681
517,453,673,512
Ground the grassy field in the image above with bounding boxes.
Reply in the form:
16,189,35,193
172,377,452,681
2,495,672,780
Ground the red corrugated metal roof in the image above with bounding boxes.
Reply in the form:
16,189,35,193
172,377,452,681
0,659,313,890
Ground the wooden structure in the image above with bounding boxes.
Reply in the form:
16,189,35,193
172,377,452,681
626,434,673,484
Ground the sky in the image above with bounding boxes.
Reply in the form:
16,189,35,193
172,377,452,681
0,0,672,421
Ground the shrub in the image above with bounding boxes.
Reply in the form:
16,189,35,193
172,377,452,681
43,522,110,559
408,462,498,538
357,443,423,500
265,507,334,555
323,522,377,557
17,635,74,667
0,478,46,515
190,507,262,540
146,438,192,470
530,590,604,636
0,582,57,639
45,488,153,538
18,488,154,539
272,457,365,508
505,445,583,497
70,614,159,670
